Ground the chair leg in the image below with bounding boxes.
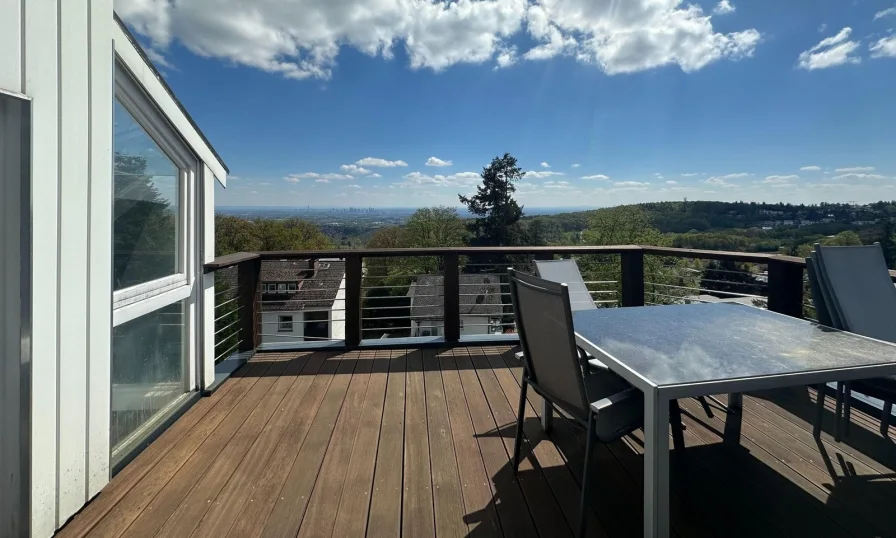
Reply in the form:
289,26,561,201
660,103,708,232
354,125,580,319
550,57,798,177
670,400,685,451
579,413,596,538
834,382,844,442
814,384,826,438
882,401,893,439
697,396,714,419
512,378,528,473
843,382,852,438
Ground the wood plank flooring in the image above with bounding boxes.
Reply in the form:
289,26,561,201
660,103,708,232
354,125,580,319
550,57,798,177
57,346,896,538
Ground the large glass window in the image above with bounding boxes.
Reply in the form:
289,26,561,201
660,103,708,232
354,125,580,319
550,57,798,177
304,311,329,340
113,98,180,291
111,300,186,456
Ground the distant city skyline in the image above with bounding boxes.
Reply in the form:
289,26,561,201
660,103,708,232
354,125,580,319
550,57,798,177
115,0,896,207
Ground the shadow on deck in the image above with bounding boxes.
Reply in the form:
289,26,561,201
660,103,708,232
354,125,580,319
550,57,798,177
57,346,896,538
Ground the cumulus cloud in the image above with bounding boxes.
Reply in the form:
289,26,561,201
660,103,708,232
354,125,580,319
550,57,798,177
581,174,610,180
116,0,762,79
284,172,353,183
763,175,799,183
665,180,678,185
832,173,889,180
425,156,453,167
315,179,330,183
614,181,649,186
544,180,573,189
347,184,362,189
798,28,861,70
525,170,565,179
571,163,581,168
800,165,822,171
396,171,481,187
680,172,700,177
369,173,382,178
835,166,875,173
540,161,551,168
713,1,735,15
870,35,896,58
874,7,896,20
340,164,371,174
356,157,409,167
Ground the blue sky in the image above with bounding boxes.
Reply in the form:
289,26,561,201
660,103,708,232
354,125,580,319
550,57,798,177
117,0,896,208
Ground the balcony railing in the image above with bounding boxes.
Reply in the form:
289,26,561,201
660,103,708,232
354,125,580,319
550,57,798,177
206,246,896,360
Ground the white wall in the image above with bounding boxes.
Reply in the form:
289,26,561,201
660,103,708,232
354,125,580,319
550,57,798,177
0,4,226,535
330,275,347,340
260,307,341,345
460,316,493,336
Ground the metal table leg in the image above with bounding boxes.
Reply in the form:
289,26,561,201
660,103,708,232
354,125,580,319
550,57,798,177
643,390,670,538
541,399,553,432
724,393,743,445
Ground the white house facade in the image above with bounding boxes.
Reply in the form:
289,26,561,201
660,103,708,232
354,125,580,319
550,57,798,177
1,5,226,536
407,275,504,338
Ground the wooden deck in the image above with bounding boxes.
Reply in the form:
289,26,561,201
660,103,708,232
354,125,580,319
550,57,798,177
57,346,896,538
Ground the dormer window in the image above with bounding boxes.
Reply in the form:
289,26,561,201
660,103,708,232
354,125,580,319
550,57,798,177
288,282,297,292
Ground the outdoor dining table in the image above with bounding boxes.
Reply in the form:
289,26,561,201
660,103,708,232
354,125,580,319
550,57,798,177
568,302,896,538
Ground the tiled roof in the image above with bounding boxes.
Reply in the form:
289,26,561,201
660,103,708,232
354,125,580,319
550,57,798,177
408,274,504,319
261,260,346,312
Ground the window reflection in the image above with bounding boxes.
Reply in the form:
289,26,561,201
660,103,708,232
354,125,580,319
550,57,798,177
113,98,179,290
111,300,186,456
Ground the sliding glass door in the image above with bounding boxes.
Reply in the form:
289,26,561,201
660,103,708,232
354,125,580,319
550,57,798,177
111,62,198,465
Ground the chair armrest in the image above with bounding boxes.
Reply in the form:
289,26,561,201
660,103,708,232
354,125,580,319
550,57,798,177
514,351,525,362
591,387,640,413
587,358,609,371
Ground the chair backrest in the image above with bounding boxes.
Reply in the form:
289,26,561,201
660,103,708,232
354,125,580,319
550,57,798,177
534,259,597,311
508,268,590,418
805,256,834,327
814,244,896,343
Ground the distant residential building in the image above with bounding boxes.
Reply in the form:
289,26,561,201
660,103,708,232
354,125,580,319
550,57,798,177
259,259,346,345
407,275,504,337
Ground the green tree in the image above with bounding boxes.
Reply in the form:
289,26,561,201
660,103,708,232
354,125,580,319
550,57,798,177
405,206,467,248
214,215,332,256
366,226,408,249
458,153,524,246
113,153,177,289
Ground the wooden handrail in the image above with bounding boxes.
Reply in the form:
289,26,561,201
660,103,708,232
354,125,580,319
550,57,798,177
204,251,260,273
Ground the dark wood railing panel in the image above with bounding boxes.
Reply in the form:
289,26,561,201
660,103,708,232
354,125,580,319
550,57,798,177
344,254,363,346
767,260,804,318
620,250,645,307
443,253,460,342
204,252,260,273
237,258,261,352
255,245,640,259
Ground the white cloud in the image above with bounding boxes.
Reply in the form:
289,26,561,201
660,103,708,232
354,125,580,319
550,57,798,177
874,7,896,20
249,190,258,194
818,23,827,33
835,166,875,173
356,157,409,167
713,172,750,179
395,171,481,187
284,172,353,183
369,173,382,178
525,170,565,179
713,1,735,15
315,179,330,183
571,163,581,168
544,180,573,189
347,184,362,189
117,0,762,80
870,35,896,58
680,173,700,177
425,156,453,167
800,165,822,171
705,177,727,185
665,180,678,185
797,28,861,70
340,164,371,174
832,173,889,180
581,174,610,180
540,161,551,168
763,175,799,183
614,181,649,186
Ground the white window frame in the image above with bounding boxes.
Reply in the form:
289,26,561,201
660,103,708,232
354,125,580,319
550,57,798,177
111,58,198,320
278,315,294,333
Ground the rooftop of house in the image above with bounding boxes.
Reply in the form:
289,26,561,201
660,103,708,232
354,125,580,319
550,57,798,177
260,259,346,311
407,274,504,319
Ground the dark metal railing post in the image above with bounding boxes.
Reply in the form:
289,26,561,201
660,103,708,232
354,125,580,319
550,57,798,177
767,259,804,318
237,258,261,352
444,252,460,343
620,249,645,307
345,254,363,346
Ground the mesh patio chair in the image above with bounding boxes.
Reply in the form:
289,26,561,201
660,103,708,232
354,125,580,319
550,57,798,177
508,268,684,538
809,244,896,440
